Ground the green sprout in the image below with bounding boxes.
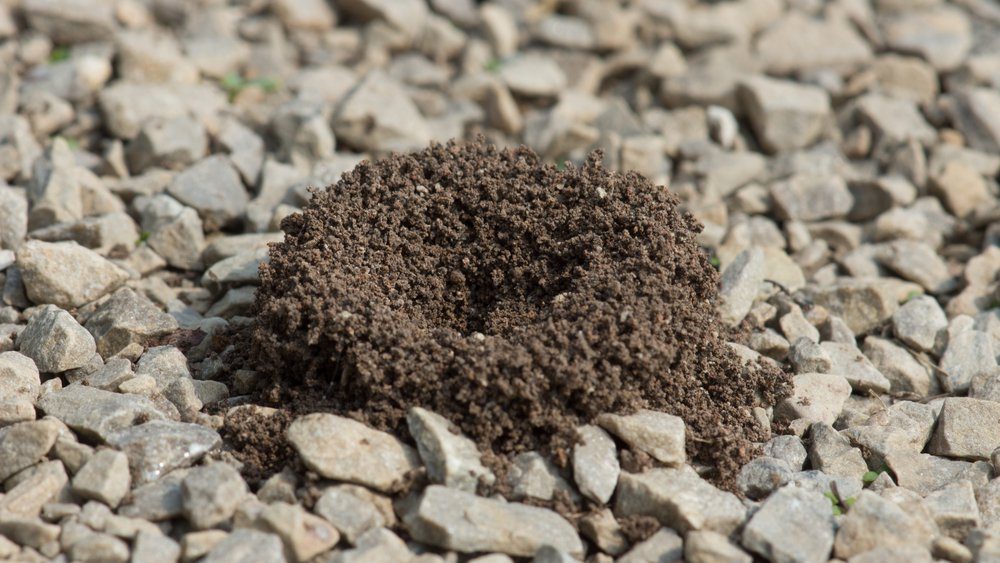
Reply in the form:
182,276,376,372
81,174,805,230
824,490,854,516
136,231,151,245
220,73,281,102
484,58,502,73
863,464,890,486
49,47,70,63
60,136,80,151
904,290,921,302
709,255,721,268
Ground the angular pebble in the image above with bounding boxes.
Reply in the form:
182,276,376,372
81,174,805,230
717,247,764,327
202,529,285,563
775,373,852,426
929,398,1000,459
597,409,684,466
106,419,221,485
615,466,745,535
18,305,96,373
287,413,420,493
181,462,248,529
741,486,835,563
0,419,59,482
84,287,178,359
16,240,128,308
406,407,494,492
37,384,170,442
403,485,583,557
572,424,619,504
71,449,130,508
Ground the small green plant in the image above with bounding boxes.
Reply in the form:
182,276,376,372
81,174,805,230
136,231,151,245
484,58,502,73
49,47,70,63
709,255,721,268
220,73,281,101
904,290,921,302
862,464,890,486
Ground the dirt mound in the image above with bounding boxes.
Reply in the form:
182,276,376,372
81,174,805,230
247,141,789,485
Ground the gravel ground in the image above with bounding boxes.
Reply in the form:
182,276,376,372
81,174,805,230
2,0,1000,561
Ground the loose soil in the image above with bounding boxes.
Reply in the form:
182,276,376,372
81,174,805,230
238,141,790,488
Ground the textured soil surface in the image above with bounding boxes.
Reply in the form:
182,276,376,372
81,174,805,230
244,141,790,485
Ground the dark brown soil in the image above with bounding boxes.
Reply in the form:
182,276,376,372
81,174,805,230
242,141,789,487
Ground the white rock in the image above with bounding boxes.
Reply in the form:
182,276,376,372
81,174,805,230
597,409,685,466
287,413,420,493
406,407,494,492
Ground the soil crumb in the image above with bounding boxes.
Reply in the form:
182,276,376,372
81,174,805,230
243,140,789,487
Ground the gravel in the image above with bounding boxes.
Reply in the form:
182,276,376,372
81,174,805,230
1,0,1000,559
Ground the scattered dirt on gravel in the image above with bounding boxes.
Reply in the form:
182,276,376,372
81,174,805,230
236,140,790,488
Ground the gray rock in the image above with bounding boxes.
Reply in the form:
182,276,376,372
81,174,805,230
167,156,248,232
717,247,764,327
763,435,808,469
506,451,577,502
37,384,170,442
885,451,991,496
29,212,140,257
578,508,627,556
741,486,835,563
181,462,248,529
202,233,284,266
135,346,190,389
929,398,1000,459
328,527,412,563
596,409,685,466
809,422,868,483
0,187,27,249
333,70,431,153
931,161,994,219
843,401,936,467
833,491,934,559
572,424,619,504
924,480,981,541
0,419,59,481
788,339,832,374
118,469,186,521
403,485,583,557
217,118,265,187
18,305,96,373
863,336,936,396
273,0,336,31
22,0,115,44
287,413,420,493
848,545,932,563
615,466,745,535
68,532,130,563
685,529,752,563
71,449,130,508
139,194,206,270
738,76,830,154
256,501,340,562
754,12,872,75
947,88,1000,154
821,341,891,394
128,115,208,173
883,6,971,71
201,248,268,295
775,373,852,426
406,407,494,493
618,528,683,563
98,82,187,140
939,330,996,393
737,456,793,500
856,94,937,147
314,485,394,545
338,0,428,37
0,351,40,404
771,174,853,222
532,544,577,563
803,279,901,335
16,240,128,308
876,240,954,294
106,420,221,485
132,531,181,563
84,287,178,359
499,55,567,98
202,529,285,563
